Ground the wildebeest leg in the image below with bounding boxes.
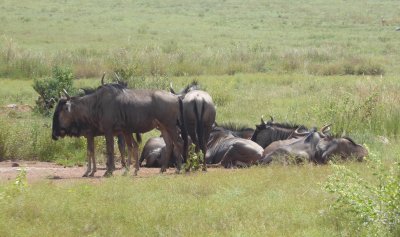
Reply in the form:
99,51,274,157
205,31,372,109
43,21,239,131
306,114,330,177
117,135,126,168
122,133,132,176
104,132,115,177
160,130,174,173
123,133,139,176
220,146,236,168
83,136,95,177
172,134,184,173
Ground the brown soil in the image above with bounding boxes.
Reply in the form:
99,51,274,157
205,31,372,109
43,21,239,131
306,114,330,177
0,160,193,184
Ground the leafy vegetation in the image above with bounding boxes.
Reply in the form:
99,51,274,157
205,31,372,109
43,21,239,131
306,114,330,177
324,151,400,236
32,66,75,115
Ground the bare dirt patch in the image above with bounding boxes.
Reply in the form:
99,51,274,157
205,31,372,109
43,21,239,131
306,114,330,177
0,160,188,184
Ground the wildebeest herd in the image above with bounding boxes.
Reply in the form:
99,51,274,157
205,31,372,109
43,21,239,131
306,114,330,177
51,77,368,177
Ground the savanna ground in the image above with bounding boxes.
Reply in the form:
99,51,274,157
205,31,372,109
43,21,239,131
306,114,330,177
0,0,399,236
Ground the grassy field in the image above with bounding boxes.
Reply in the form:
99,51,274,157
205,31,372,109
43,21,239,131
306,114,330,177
0,0,399,236
1,0,400,78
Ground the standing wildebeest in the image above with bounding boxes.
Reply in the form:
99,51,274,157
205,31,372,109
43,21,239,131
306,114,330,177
260,125,368,165
170,81,216,171
251,116,309,148
79,77,142,169
52,83,186,176
205,125,263,168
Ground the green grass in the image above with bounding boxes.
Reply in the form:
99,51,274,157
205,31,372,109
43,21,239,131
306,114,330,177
0,0,400,235
1,0,399,78
0,166,355,237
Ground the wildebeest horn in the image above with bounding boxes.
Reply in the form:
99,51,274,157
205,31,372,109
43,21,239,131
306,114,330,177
49,97,56,104
170,82,176,94
269,116,274,123
62,89,71,100
320,124,331,134
261,115,265,125
101,72,106,85
294,127,310,136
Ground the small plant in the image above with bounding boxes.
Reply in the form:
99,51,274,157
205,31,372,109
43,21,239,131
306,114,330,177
0,168,28,202
32,66,75,116
323,148,400,236
184,144,205,172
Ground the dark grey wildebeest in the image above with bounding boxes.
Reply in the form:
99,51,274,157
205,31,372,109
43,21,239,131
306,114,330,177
205,125,263,168
79,78,142,169
260,125,368,165
251,116,309,148
52,83,186,177
170,81,216,171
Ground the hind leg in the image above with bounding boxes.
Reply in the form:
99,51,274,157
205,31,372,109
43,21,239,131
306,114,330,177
104,132,115,177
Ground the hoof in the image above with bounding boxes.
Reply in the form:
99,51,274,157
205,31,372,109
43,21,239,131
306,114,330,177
103,171,113,177
89,171,96,177
133,170,138,176
82,173,89,177
175,169,181,174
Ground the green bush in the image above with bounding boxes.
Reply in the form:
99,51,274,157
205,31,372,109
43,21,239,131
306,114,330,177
32,66,75,116
183,144,205,172
324,149,400,236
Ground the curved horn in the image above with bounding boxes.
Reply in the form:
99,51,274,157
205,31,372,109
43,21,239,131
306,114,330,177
261,115,265,125
170,82,176,94
62,89,71,100
294,127,310,136
101,72,106,85
320,124,331,134
269,116,274,123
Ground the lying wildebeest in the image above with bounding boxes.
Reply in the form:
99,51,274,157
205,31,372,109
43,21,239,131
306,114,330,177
251,116,309,148
139,136,193,168
138,137,168,168
260,125,368,165
52,83,186,177
205,125,264,168
170,81,216,171
79,76,142,169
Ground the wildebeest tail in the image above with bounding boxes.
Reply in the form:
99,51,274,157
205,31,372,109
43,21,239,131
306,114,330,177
194,99,206,153
178,97,188,162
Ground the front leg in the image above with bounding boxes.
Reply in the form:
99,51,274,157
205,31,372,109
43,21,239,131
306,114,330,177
83,136,95,177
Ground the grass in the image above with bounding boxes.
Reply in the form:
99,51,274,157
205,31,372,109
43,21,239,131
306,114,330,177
1,0,399,78
0,165,352,237
0,0,400,235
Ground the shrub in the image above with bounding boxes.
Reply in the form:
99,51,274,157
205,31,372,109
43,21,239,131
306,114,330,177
183,144,205,172
324,149,400,236
32,66,75,116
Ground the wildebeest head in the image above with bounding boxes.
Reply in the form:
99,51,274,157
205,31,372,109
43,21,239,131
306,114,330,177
316,135,368,163
52,91,81,140
251,116,309,148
